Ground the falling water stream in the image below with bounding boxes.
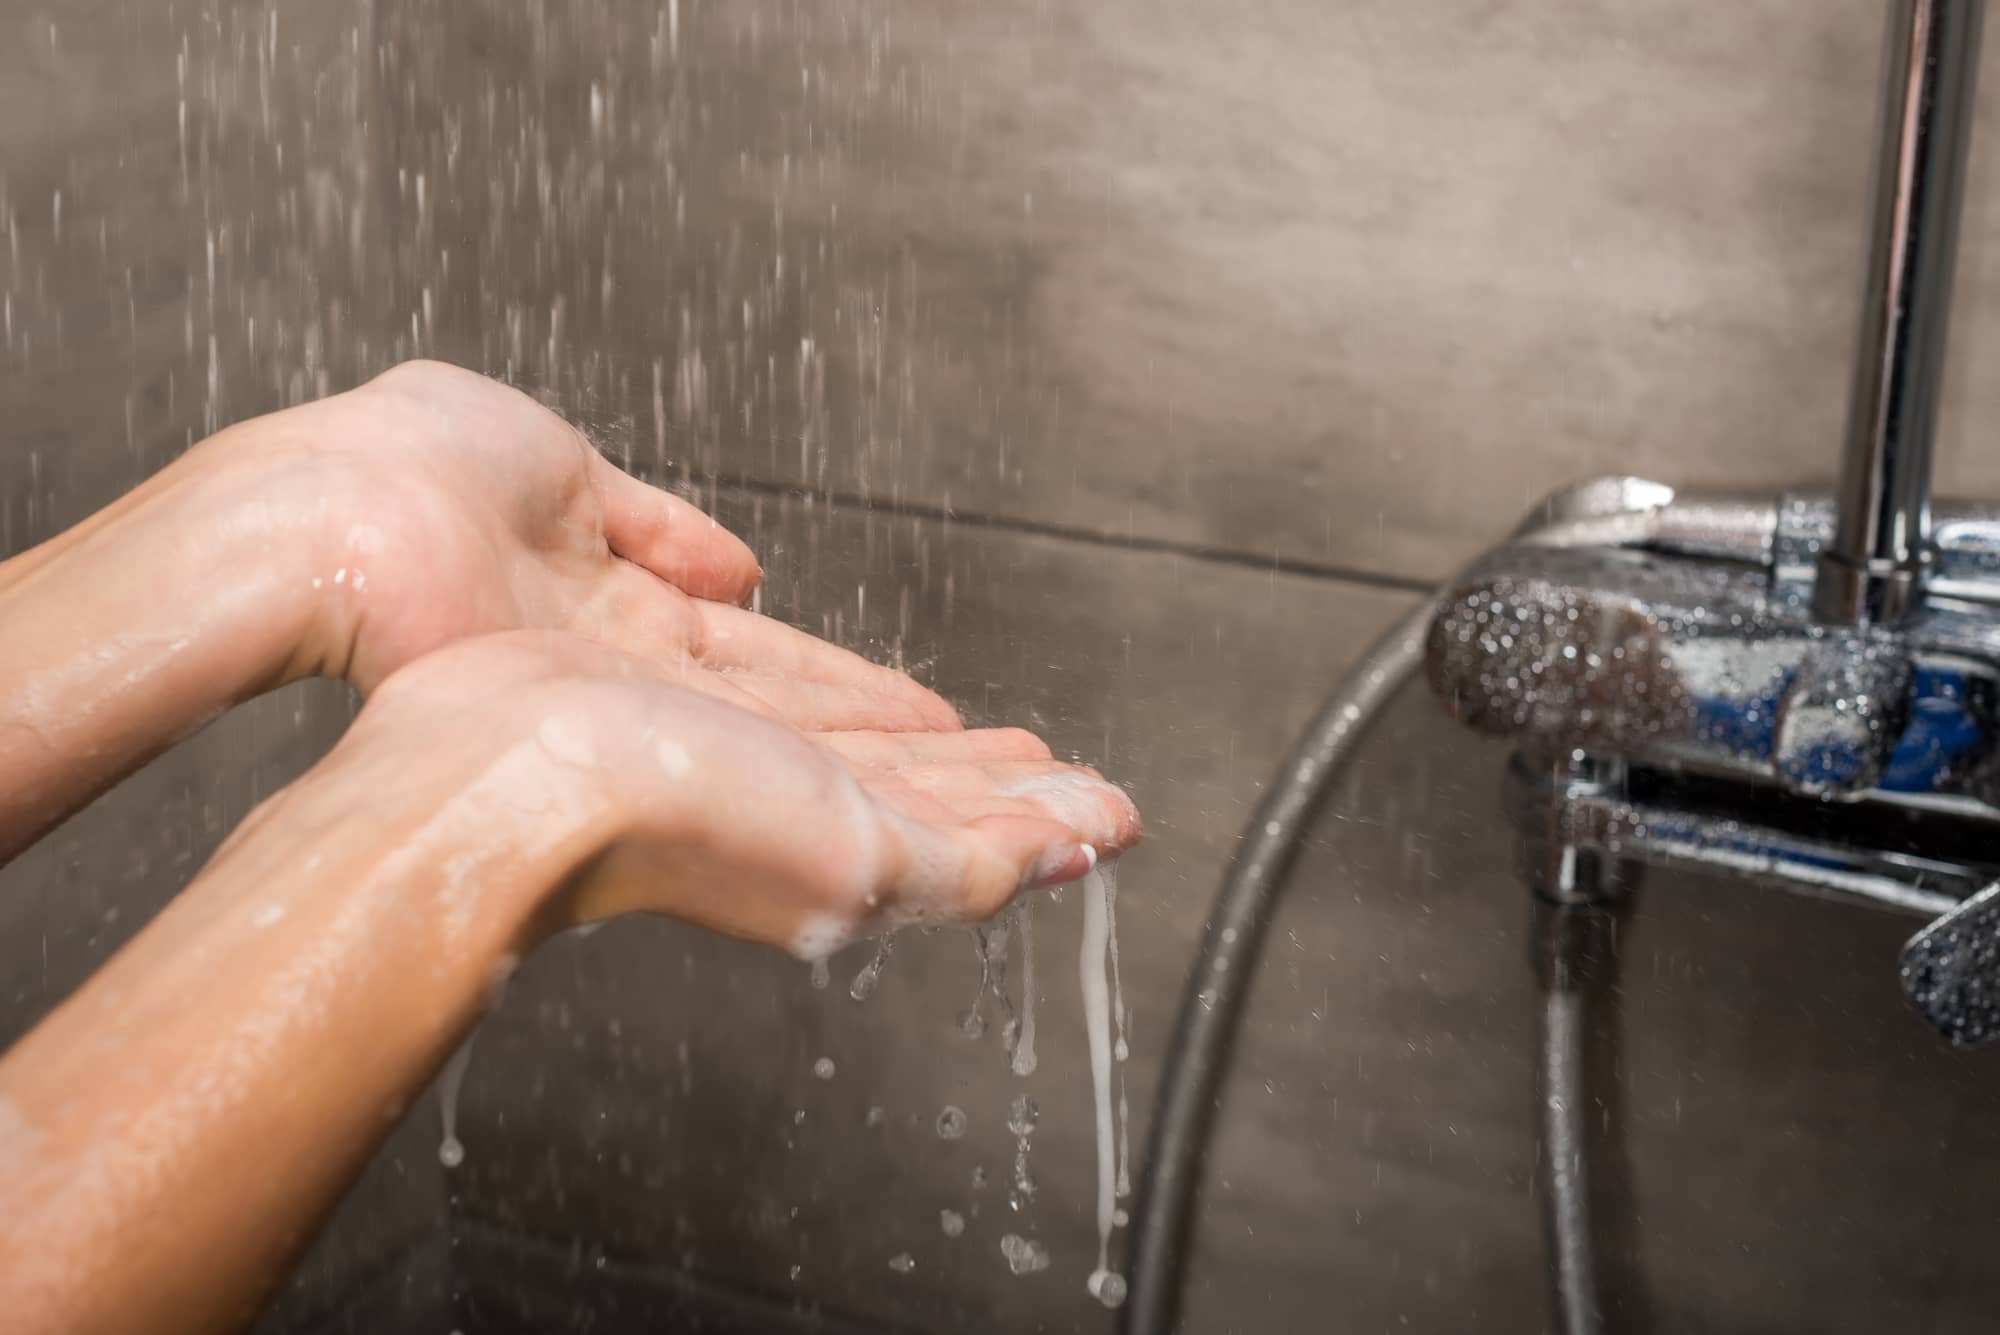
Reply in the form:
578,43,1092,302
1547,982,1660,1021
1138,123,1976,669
828,857,1131,1302
436,1036,474,1169
1078,861,1129,1308
1011,901,1039,1077
849,932,896,1002
1105,861,1133,1204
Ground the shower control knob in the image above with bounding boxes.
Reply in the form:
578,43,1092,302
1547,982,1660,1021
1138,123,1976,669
1901,880,2000,1047
1772,638,1912,796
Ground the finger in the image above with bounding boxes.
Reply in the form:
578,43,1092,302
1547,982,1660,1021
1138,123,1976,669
946,791,1136,853
874,811,1085,925
991,768,1142,851
872,769,1139,925
694,601,962,732
868,755,1088,807
588,451,762,604
853,776,968,830
937,793,1097,826
887,758,1106,803
722,672,963,735
883,761,1137,848
581,562,708,662
820,727,1052,771
582,569,958,734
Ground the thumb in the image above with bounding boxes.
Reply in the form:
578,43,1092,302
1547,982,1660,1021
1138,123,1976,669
589,451,763,605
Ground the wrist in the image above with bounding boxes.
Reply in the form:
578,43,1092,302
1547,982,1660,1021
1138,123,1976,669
297,697,629,955
180,407,363,689
0,421,339,856
203,386,490,695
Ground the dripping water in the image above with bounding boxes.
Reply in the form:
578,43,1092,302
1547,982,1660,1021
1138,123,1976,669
849,932,895,1001
437,1037,474,1168
1104,860,1133,1202
1006,1092,1039,1213
1008,902,1038,1077
1078,863,1126,1307
960,916,1010,1038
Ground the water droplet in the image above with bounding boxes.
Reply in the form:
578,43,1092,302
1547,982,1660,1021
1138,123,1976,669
850,935,895,1001
1000,1234,1050,1276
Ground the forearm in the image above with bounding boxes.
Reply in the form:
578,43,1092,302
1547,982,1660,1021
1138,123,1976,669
0,360,776,863
0,736,591,1335
0,425,331,861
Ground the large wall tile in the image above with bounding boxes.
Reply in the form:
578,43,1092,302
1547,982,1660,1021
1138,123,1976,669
375,0,2000,582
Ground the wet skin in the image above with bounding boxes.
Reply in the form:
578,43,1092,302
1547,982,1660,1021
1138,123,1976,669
0,362,1141,1334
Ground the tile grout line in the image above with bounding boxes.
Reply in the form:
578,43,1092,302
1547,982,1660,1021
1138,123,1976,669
675,470,1439,597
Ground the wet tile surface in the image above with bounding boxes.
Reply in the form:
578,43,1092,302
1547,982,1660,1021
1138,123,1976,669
366,0,2000,583
1196,747,2000,1335
16,0,2000,584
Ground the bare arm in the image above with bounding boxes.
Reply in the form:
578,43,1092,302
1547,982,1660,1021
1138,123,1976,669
0,359,763,863
0,631,1142,1335
0,432,327,860
0,717,579,1332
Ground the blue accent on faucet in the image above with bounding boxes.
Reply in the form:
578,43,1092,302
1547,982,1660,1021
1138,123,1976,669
1881,665,1984,793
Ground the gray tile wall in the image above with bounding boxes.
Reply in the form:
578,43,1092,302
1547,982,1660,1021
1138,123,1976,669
356,0,2000,580
8,2,2000,1332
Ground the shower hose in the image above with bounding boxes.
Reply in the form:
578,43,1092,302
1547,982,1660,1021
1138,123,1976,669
1122,506,1633,1335
1119,600,1432,1335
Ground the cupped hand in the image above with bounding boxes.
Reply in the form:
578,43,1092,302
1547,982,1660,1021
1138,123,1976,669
334,631,1142,954
213,359,764,693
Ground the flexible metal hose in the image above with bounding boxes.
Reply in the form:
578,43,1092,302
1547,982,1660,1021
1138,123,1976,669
1120,501,1658,1334
1537,909,1605,1335
1120,600,1434,1335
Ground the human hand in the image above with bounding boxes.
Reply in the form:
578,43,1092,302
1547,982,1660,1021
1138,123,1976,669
0,625,1139,1335
320,630,1142,954
205,359,763,693
0,357,969,862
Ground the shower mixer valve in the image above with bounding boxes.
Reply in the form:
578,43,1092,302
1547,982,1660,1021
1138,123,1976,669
1435,484,2000,804
1426,0,2000,1049
1428,478,2000,1046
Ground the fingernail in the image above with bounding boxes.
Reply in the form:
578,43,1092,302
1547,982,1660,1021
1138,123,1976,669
1026,842,1088,889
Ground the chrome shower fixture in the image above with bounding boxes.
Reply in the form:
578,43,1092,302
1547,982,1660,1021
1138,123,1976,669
1429,0,2000,1050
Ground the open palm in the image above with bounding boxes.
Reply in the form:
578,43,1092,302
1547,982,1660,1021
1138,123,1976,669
348,631,1142,952
265,360,764,693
